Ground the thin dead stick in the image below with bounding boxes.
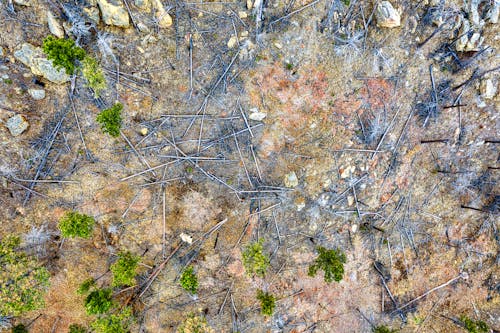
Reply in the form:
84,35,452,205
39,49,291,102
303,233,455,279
233,126,253,188
251,144,263,182
201,124,263,151
121,159,179,181
162,187,166,259
390,273,465,315
371,106,402,160
218,282,233,315
269,0,322,25
239,102,253,138
247,203,280,217
120,131,157,178
12,178,79,184
122,189,142,218
123,0,139,30
138,243,182,298
68,89,91,160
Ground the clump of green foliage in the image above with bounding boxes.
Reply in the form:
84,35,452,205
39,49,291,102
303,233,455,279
0,236,50,316
82,56,106,98
256,290,275,316
11,324,28,333
179,266,198,295
42,36,85,75
59,211,95,238
177,313,215,333
308,246,346,283
90,307,134,333
110,251,140,287
373,325,397,333
242,240,270,278
460,316,489,333
69,324,87,333
96,103,123,137
84,288,113,315
77,278,96,295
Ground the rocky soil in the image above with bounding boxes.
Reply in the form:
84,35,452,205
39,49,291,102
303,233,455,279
0,0,499,332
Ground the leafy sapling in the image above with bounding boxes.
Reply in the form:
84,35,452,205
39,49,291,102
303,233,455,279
68,324,87,333
90,307,134,333
242,240,270,278
77,278,96,295
460,316,489,333
110,251,140,287
59,211,95,238
96,103,122,137
84,288,113,315
11,324,28,333
81,56,106,98
42,36,85,75
372,325,397,333
308,246,346,283
256,290,276,316
179,266,198,295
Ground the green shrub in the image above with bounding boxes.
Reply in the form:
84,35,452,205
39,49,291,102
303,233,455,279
77,278,96,295
177,314,214,333
308,246,346,283
460,316,489,333
179,266,198,295
59,211,95,238
68,324,87,333
256,290,275,316
373,325,397,333
90,307,133,333
42,36,85,75
0,236,50,316
242,240,270,278
96,103,122,137
11,324,28,333
84,288,113,315
82,56,106,98
110,252,139,287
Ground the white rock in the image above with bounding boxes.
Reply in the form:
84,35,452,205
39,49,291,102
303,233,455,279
340,165,356,179
180,232,193,244
28,88,46,100
97,0,130,27
465,32,484,51
480,79,497,99
487,0,499,23
13,0,30,6
47,11,64,38
347,195,355,207
376,1,401,28
227,36,238,49
248,109,266,121
351,224,358,233
284,171,299,188
246,0,253,10
6,114,29,136
238,11,248,19
139,127,148,136
14,43,70,84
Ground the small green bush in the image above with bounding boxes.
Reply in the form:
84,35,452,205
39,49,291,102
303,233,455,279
0,236,50,316
11,324,28,333
59,211,95,238
82,56,106,98
256,290,275,316
42,36,85,75
179,266,198,295
90,307,133,333
373,325,397,333
77,278,96,295
308,246,346,283
110,251,140,287
460,316,489,333
242,240,270,278
96,103,122,137
84,288,113,315
68,324,87,333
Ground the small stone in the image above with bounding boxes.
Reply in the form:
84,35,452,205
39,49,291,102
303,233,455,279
137,22,150,32
248,108,266,121
6,114,29,136
13,0,30,6
246,0,253,10
139,127,148,136
227,36,238,49
28,88,46,100
47,11,65,38
97,0,130,27
480,79,497,99
340,165,356,179
351,224,358,233
240,30,249,38
465,32,484,51
376,1,401,28
0,46,4,57
487,0,499,23
83,7,101,24
238,11,248,19
134,0,150,10
180,232,193,244
152,0,173,28
295,196,306,211
347,195,355,207
14,43,70,84
274,42,283,49
284,171,299,188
